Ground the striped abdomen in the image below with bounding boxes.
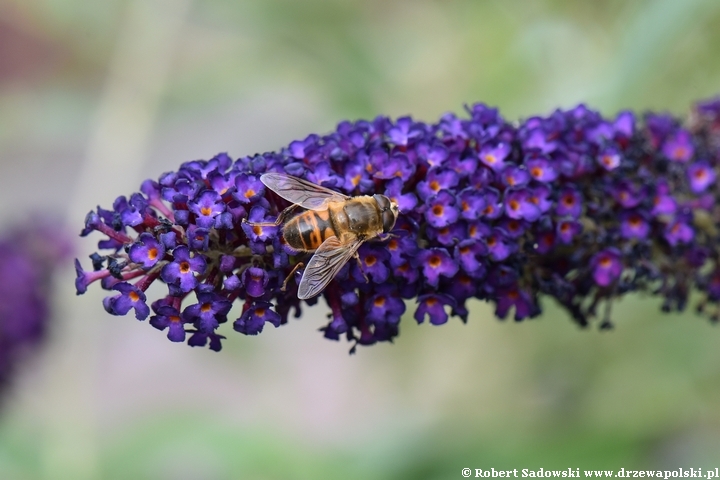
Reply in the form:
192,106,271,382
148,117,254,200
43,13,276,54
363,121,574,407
283,208,339,251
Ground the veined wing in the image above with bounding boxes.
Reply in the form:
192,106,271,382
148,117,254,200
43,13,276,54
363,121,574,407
260,173,349,211
297,235,362,300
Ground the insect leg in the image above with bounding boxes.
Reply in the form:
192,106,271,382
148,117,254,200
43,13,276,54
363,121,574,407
375,232,400,242
354,253,369,284
282,262,304,291
243,204,300,227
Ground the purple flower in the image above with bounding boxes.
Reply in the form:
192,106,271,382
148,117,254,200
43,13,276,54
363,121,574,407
427,223,466,246
663,130,695,162
149,303,188,342
355,246,390,284
597,147,621,171
620,212,650,239
454,240,488,277
478,143,511,172
414,294,455,325
556,220,582,244
652,182,677,216
526,157,558,182
104,282,150,320
504,188,541,221
485,228,515,261
372,152,416,181
183,292,232,333
497,218,526,238
241,267,270,298
501,166,531,187
613,111,635,139
496,287,535,320
424,191,459,228
189,190,225,228
234,301,281,335
613,181,645,209
480,188,503,219
417,248,459,288
556,187,582,218
75,94,720,351
366,286,406,325
591,249,623,287
388,116,422,146
241,206,278,243
457,188,486,221
417,169,459,201
233,174,266,204
687,162,716,193
1,222,69,397
128,233,166,269
527,184,552,215
160,246,206,293
384,178,418,213
665,220,694,246
188,331,225,352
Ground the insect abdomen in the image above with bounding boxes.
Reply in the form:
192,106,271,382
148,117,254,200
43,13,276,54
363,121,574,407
283,209,336,251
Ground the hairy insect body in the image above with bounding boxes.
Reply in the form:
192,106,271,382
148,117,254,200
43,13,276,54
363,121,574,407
257,173,400,299
283,197,384,252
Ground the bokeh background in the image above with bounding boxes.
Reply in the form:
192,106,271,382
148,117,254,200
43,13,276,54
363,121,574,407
1,0,720,478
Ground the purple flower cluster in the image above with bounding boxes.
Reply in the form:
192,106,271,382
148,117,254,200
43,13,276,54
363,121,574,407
76,96,720,351
1,222,69,397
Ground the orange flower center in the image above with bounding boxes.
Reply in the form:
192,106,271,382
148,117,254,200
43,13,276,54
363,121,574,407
179,261,191,274
129,291,140,302
429,255,441,268
365,255,377,267
374,296,386,308
432,205,444,216
148,247,158,260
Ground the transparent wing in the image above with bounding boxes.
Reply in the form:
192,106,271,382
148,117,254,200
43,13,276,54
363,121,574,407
260,173,349,211
297,235,362,300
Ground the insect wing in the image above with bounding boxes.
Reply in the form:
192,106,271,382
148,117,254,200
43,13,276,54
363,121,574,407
260,173,349,211
297,235,362,300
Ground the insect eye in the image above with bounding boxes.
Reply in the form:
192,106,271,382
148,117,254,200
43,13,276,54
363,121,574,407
381,209,397,233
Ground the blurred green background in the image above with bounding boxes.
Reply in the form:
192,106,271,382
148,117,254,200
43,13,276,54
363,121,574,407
1,0,720,478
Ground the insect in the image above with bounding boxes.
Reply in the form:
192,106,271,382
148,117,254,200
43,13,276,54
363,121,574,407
252,172,400,300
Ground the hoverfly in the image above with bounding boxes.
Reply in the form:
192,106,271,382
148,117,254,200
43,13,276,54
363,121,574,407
252,173,400,300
